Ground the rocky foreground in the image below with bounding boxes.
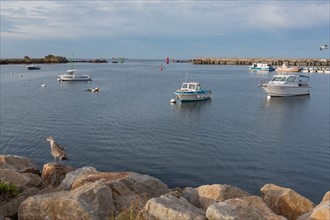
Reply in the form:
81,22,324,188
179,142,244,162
0,155,329,220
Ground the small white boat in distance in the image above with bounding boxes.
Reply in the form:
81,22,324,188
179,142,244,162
260,74,311,97
26,64,41,70
249,63,275,71
276,63,301,72
174,82,212,102
57,69,91,81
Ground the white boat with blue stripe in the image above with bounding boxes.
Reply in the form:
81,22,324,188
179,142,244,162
175,82,212,102
249,63,275,71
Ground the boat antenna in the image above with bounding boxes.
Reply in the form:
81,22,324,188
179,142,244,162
70,53,74,70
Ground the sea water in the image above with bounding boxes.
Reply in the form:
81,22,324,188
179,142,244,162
1,60,329,203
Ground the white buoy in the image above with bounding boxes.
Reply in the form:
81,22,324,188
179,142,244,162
170,99,176,103
19,74,22,77
41,84,46,87
267,95,271,99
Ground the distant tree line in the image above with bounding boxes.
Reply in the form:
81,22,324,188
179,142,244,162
0,55,108,65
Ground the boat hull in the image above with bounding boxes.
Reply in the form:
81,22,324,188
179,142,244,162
249,67,274,71
261,85,311,97
276,67,301,72
27,67,41,70
26,65,41,70
175,90,212,102
58,75,91,81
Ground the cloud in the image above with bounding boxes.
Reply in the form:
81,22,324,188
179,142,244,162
241,2,329,32
1,0,329,59
1,1,328,41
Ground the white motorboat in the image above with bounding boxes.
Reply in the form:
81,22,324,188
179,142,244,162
249,63,275,71
260,74,311,97
174,82,212,102
301,67,330,74
57,69,91,81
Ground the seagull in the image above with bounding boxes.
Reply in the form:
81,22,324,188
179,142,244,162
86,87,100,92
320,45,328,51
46,136,68,164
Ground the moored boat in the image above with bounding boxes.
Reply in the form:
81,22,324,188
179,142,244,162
26,64,41,70
260,74,311,97
301,67,330,74
174,82,212,102
276,63,301,72
249,63,275,71
57,69,91,81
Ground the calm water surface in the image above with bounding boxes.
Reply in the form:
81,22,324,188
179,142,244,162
1,60,329,203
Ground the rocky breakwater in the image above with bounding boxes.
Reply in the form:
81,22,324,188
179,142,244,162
0,154,329,220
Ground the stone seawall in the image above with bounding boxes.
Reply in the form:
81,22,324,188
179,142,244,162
191,57,330,67
1,155,329,220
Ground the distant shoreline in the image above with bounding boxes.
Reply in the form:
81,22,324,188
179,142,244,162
0,54,108,65
1,56,329,66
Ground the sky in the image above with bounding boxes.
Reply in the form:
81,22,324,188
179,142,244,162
1,0,329,59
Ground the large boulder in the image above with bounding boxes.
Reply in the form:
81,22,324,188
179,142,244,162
206,196,287,220
297,191,330,220
0,155,44,220
70,171,169,212
71,172,169,198
58,166,98,190
183,184,251,210
0,155,39,175
72,172,169,212
261,183,314,220
71,171,131,189
322,191,330,202
1,186,54,219
18,180,114,220
1,169,31,188
41,163,76,187
140,194,206,220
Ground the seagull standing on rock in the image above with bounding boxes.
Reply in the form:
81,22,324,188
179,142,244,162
46,136,68,164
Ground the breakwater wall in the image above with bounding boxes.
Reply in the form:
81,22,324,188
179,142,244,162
192,57,330,66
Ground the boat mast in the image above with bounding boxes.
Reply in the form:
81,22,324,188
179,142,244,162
70,53,74,70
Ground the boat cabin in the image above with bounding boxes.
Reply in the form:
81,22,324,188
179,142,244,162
66,69,77,75
180,82,201,91
270,75,310,86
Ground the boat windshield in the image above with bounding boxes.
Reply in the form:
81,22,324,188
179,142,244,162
272,76,284,81
181,83,189,89
287,76,297,83
189,84,196,90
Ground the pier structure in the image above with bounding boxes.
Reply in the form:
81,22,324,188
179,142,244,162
192,57,330,67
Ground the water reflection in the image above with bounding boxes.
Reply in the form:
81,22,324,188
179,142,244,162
259,95,312,136
175,99,212,110
263,95,311,109
171,100,212,122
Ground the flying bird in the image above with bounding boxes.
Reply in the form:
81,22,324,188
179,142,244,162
320,45,328,51
46,136,68,164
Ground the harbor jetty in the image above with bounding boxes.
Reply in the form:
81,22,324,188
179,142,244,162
191,57,329,67
1,154,329,220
